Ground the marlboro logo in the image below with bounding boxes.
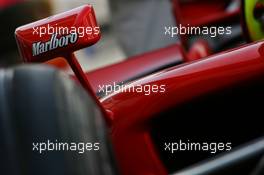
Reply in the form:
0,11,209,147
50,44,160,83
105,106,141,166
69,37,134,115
32,33,78,56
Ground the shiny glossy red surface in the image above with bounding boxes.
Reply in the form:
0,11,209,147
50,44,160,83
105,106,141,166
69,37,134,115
100,41,264,175
86,44,186,92
173,0,239,27
15,5,100,63
14,3,264,175
187,39,211,61
172,0,240,47
15,5,109,125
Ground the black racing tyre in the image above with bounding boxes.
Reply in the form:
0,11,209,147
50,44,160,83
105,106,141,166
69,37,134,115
0,65,117,175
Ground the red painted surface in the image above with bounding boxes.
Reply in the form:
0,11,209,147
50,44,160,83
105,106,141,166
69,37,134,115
85,44,186,92
45,57,69,69
0,0,22,9
14,4,100,94
172,0,240,47
101,41,264,175
15,5,100,63
15,3,264,175
173,0,239,27
187,39,211,61
14,5,108,122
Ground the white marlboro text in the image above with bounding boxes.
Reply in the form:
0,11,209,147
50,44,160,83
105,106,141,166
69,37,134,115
32,33,78,56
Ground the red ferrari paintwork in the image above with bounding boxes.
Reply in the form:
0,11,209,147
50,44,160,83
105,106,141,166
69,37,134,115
100,41,264,175
85,40,211,93
85,44,186,92
172,0,239,27
14,1,264,175
172,0,240,47
15,4,109,122
15,5,100,63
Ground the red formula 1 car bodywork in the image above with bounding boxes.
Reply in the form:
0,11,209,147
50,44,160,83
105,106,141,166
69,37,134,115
11,0,264,175
100,42,264,175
